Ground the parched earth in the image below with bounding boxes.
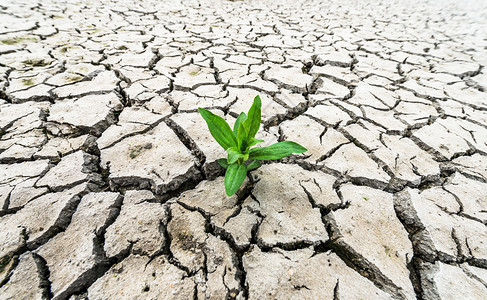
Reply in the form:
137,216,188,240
0,0,487,299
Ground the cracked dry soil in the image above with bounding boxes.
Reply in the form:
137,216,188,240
0,0,487,299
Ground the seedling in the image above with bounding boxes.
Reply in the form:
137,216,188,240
198,95,307,196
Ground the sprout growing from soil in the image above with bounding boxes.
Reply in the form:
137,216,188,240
199,95,307,196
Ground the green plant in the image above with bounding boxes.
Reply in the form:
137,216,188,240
198,95,307,196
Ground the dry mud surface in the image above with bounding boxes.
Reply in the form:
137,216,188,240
1,0,487,299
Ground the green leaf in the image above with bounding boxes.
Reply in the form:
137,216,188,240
247,138,264,149
198,108,237,150
237,121,250,151
249,141,307,160
242,95,262,140
233,112,247,137
227,147,243,164
247,160,261,171
224,163,247,196
217,158,228,169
